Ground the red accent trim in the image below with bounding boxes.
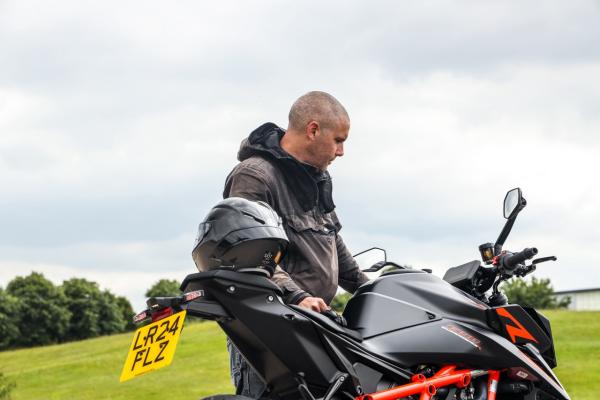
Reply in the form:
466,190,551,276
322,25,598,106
355,366,476,400
487,370,500,400
496,307,539,343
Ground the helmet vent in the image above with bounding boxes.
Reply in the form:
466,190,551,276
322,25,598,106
241,211,265,224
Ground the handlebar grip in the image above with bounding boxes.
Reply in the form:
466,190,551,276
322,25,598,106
503,247,538,270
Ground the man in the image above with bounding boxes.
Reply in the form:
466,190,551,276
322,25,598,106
223,91,368,397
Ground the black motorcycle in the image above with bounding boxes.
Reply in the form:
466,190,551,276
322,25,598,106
133,188,570,400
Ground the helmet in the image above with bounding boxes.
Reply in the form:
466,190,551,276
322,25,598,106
191,197,288,277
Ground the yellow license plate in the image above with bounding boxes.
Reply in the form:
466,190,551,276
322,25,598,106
120,310,186,382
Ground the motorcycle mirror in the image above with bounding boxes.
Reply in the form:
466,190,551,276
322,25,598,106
353,247,386,271
503,187,525,219
495,187,527,255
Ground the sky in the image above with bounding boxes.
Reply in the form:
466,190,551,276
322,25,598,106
1,0,599,311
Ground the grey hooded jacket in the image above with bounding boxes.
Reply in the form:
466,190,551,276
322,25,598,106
223,123,368,305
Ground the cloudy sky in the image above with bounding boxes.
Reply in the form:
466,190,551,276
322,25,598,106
1,0,599,310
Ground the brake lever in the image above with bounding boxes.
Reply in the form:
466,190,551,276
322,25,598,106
515,256,556,277
531,256,557,265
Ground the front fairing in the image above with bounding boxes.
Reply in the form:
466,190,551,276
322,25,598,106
344,271,569,399
488,305,557,368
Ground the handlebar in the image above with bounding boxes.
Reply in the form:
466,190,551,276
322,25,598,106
502,247,538,271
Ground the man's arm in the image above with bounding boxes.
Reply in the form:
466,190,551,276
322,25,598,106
224,166,275,205
337,234,369,293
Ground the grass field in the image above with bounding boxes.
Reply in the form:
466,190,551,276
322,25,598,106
544,310,600,400
0,321,233,400
0,311,598,399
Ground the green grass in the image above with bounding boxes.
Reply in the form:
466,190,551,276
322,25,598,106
543,310,600,400
0,321,233,400
0,312,598,399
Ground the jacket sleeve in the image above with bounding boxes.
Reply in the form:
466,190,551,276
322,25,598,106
223,165,275,204
336,234,369,294
224,165,310,304
272,266,310,305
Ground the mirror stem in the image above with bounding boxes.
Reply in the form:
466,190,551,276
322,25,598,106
494,216,517,255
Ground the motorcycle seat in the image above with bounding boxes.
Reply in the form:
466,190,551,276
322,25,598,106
289,305,363,342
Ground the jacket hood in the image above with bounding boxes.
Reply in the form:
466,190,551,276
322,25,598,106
238,122,288,162
237,122,335,213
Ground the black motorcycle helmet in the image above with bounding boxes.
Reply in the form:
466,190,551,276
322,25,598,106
191,197,289,277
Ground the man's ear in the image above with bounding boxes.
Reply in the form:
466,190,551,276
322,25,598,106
306,121,319,141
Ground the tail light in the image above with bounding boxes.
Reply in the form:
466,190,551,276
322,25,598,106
151,306,174,322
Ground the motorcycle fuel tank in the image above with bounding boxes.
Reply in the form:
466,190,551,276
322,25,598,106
343,269,490,339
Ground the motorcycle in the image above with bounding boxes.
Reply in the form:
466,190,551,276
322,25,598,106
126,188,570,400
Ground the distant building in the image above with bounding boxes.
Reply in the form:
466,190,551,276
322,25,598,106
554,288,600,311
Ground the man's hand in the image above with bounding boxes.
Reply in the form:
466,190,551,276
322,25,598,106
298,296,329,312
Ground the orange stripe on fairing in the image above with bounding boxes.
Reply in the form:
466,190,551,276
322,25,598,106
496,307,539,344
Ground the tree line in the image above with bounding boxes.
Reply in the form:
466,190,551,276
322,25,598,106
0,272,136,350
0,273,183,351
0,272,181,350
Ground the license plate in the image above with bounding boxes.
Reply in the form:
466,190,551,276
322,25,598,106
120,310,186,382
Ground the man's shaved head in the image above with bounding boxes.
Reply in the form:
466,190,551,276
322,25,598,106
288,91,349,131
281,91,350,170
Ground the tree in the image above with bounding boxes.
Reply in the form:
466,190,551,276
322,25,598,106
61,278,128,339
501,277,571,309
145,279,181,298
116,295,136,331
62,278,102,340
6,272,70,347
0,289,19,350
97,290,127,335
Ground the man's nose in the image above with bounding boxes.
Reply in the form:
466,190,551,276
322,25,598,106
336,143,344,157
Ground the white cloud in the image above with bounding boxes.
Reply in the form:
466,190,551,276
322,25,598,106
1,0,599,307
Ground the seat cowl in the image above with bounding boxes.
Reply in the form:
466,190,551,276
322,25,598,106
289,305,363,342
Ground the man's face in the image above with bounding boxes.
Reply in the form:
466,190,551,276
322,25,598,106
309,120,349,170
